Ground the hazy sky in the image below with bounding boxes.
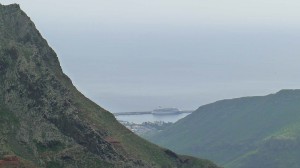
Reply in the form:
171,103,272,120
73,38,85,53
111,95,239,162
2,0,300,112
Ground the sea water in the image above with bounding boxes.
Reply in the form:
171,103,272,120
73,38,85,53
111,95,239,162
115,113,190,124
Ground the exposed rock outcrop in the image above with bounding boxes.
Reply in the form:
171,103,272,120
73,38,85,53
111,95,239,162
0,4,220,168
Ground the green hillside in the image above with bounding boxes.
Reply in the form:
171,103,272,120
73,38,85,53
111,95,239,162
148,90,300,168
0,4,219,168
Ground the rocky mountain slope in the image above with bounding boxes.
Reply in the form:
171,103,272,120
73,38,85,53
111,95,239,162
148,90,300,168
0,4,219,168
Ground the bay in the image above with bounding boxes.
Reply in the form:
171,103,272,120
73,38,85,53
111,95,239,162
115,113,190,124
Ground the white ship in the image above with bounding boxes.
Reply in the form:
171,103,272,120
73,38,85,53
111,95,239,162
152,108,180,115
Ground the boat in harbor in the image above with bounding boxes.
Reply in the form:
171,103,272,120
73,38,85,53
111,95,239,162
152,108,181,115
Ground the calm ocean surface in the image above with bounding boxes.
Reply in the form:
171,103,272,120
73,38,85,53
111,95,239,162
115,113,191,124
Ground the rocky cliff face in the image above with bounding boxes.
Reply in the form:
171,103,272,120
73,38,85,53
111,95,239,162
0,4,219,168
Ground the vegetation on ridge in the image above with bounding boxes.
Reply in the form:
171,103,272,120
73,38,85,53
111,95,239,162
147,89,300,168
0,4,219,168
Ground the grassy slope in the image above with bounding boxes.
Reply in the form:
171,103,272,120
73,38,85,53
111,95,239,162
148,90,300,168
0,4,219,168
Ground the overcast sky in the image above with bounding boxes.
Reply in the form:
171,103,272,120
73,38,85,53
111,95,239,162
2,0,300,112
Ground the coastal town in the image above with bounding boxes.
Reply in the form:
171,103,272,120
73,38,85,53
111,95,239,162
118,120,173,137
